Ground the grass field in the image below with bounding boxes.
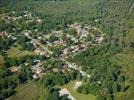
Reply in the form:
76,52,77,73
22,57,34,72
62,81,96,100
7,81,42,100
7,45,35,58
0,55,4,66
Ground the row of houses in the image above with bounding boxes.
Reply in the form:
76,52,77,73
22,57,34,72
1,11,42,26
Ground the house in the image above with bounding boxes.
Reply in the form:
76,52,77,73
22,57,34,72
59,88,75,100
0,32,4,37
33,74,38,79
95,19,98,22
70,23,81,34
9,66,19,72
74,82,82,89
71,45,79,53
61,64,68,69
36,67,42,74
34,47,46,55
79,44,86,49
37,36,42,40
95,35,104,44
63,48,69,55
37,19,42,23
11,11,15,14
98,36,104,44
18,16,22,19
98,81,101,84
54,39,66,46
31,61,44,79
11,36,17,40
52,68,59,72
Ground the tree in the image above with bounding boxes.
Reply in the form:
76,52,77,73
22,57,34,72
77,73,82,80
65,28,77,36
96,95,106,100
49,35,58,42
77,86,83,93
112,82,118,92
82,86,88,94
118,75,125,82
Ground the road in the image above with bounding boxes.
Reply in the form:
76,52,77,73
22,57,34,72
24,33,53,54
24,33,91,78
61,58,91,78
66,61,91,78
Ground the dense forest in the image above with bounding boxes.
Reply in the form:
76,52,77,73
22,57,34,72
0,0,134,100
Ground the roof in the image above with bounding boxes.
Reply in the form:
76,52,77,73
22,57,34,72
9,66,19,72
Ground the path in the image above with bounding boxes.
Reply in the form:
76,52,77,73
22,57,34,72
61,58,91,78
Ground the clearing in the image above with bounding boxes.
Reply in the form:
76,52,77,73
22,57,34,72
7,45,35,58
6,81,42,100
61,81,96,100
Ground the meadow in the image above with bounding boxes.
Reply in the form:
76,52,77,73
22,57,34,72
6,45,35,58
62,81,96,100
6,81,42,100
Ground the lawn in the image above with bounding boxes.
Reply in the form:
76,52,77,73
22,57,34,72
61,81,96,100
7,81,42,100
0,55,4,66
7,45,35,58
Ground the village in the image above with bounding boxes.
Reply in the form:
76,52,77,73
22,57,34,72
0,11,105,100
0,0,133,99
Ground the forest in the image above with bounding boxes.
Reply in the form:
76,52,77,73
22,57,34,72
0,0,134,100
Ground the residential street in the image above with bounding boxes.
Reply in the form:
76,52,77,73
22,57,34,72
25,33,91,78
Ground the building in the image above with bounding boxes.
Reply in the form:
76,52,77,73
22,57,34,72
9,66,19,72
0,32,4,37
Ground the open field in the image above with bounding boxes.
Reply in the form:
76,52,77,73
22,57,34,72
7,45,35,58
62,81,96,100
7,81,42,100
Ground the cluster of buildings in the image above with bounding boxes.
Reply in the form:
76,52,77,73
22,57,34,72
8,60,45,79
1,11,42,24
61,43,86,58
30,61,44,79
9,66,20,73
34,47,50,57
27,22,105,60
1,11,105,80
